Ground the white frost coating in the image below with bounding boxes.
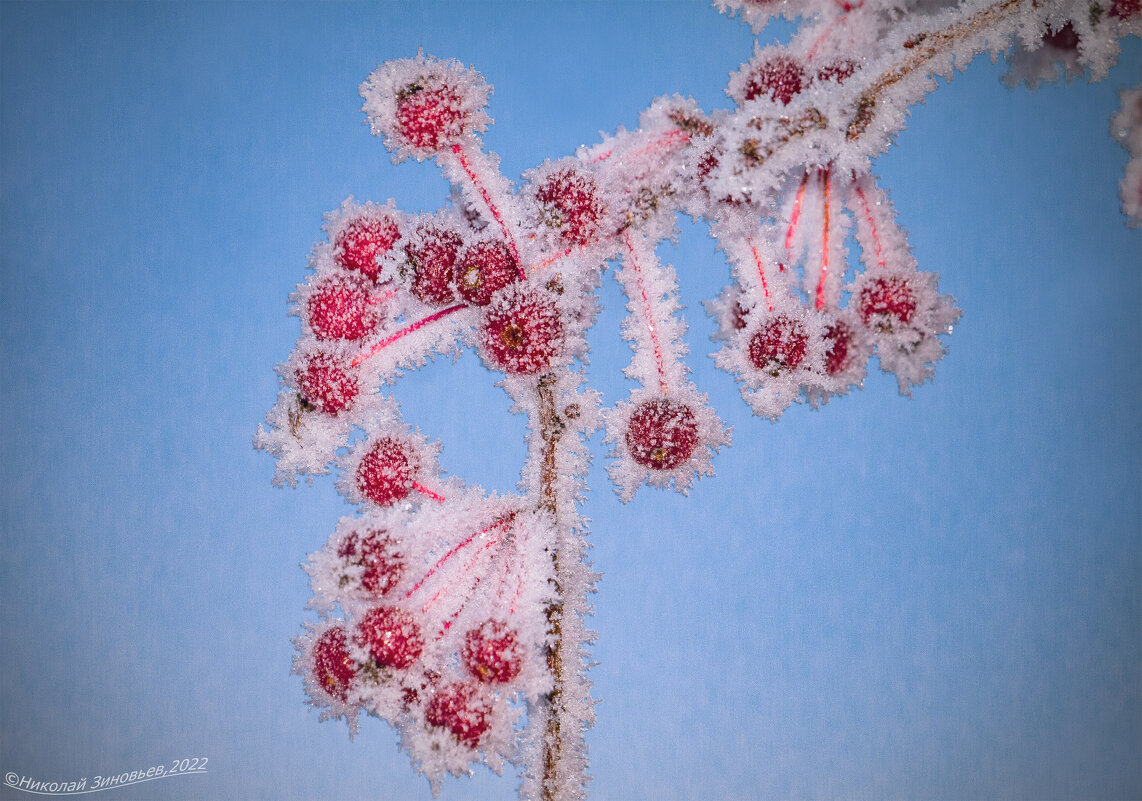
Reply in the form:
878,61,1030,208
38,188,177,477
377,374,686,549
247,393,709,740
1112,83,1142,226
257,2,1138,798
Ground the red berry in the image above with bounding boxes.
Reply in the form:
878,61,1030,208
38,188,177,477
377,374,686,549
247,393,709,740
743,56,807,105
354,606,423,670
297,353,359,415
479,288,564,375
396,85,466,152
307,275,379,341
1110,0,1140,18
625,399,700,471
455,239,519,306
406,225,463,306
816,59,857,84
313,626,356,702
823,320,855,376
335,216,401,280
339,530,405,597
748,315,809,374
534,169,603,247
462,621,523,684
356,437,415,507
1043,21,1080,49
858,276,917,331
424,681,492,748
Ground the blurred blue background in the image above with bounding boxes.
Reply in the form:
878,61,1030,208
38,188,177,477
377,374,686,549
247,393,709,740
1,2,1138,799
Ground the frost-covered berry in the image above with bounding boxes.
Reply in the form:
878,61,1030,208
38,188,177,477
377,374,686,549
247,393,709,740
823,319,856,376
313,626,356,702
424,681,492,748
534,168,604,247
857,275,917,331
625,399,700,471
356,437,415,507
354,606,423,670
307,275,380,341
748,315,809,375
456,239,519,306
1043,21,1080,50
743,56,807,105
462,621,523,684
1110,0,1140,18
297,353,358,415
335,216,401,280
396,85,467,152
406,224,463,306
339,529,405,597
478,287,564,375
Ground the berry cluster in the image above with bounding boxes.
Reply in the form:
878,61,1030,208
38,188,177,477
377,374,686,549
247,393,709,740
256,2,1139,796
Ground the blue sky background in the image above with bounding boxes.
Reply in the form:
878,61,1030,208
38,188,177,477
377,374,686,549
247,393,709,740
1,3,1139,800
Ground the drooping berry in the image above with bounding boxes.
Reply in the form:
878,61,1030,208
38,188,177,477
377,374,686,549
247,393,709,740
313,626,356,702
335,216,401,280
356,437,415,507
354,606,423,670
479,287,564,375
624,399,700,471
743,56,807,105
339,529,405,597
462,621,523,684
455,239,519,306
297,353,359,415
748,315,809,375
823,319,855,376
405,224,463,306
396,85,467,152
534,168,604,247
424,681,493,748
306,275,380,341
858,276,917,331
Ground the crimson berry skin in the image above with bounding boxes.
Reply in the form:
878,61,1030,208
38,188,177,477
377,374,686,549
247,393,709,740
297,353,359,415
462,621,523,684
424,682,493,749
479,288,564,375
339,530,405,598
354,606,424,670
455,240,519,306
748,315,809,375
356,438,415,507
335,216,401,280
1110,0,1140,18
534,169,603,247
743,56,807,105
313,626,356,702
857,276,918,331
307,276,380,341
816,59,857,84
823,320,856,377
625,399,700,471
406,225,463,306
396,85,467,152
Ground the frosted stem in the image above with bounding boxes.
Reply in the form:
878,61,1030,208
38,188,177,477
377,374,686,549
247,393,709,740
536,374,568,801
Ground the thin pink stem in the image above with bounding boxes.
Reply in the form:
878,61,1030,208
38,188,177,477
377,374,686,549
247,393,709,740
784,171,810,252
623,231,670,395
450,143,527,281
748,238,775,313
851,174,887,269
368,287,399,305
403,515,515,601
412,482,446,503
350,303,466,368
422,536,499,617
